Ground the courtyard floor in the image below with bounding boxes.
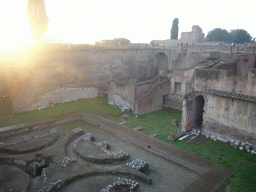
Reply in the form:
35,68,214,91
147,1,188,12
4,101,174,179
0,96,256,191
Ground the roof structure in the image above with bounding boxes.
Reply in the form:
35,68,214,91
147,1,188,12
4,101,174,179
206,89,256,102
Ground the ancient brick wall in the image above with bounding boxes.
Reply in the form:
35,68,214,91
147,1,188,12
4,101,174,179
108,76,170,114
186,44,238,54
237,54,256,78
108,79,136,110
135,79,170,115
1,47,165,112
180,25,204,45
134,77,162,99
183,65,256,146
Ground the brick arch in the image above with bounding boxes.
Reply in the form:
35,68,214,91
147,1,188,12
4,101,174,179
181,91,207,133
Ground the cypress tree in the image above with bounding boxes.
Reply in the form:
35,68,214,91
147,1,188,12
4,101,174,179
27,0,49,43
171,18,179,39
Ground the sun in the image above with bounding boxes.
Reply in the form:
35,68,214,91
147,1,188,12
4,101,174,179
0,1,36,54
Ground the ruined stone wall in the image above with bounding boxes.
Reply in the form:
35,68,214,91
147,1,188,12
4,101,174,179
203,95,256,146
172,50,240,70
169,66,198,110
187,45,238,54
135,79,170,115
245,44,256,54
194,68,256,95
108,80,135,110
190,67,256,146
237,54,256,78
0,47,159,112
108,76,169,112
180,25,204,45
134,77,162,99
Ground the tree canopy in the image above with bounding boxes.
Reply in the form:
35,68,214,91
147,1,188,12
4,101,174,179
205,28,233,43
230,29,252,44
171,18,179,39
206,28,253,44
27,0,48,43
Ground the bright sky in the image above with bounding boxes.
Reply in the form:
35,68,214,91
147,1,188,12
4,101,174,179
0,0,255,52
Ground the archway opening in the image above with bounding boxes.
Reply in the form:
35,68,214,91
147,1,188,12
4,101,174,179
194,95,205,130
155,52,168,69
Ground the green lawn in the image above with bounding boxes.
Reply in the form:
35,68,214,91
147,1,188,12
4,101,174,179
1,96,256,191
0,97,121,128
164,138,256,192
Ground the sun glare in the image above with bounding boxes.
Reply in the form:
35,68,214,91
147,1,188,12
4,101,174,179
1,0,255,50
0,2,35,54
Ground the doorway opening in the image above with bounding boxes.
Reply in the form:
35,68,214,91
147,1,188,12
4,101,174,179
194,95,205,130
163,94,168,107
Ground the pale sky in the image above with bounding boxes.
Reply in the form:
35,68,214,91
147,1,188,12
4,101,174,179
0,0,255,52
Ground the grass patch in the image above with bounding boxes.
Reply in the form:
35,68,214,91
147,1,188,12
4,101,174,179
159,137,256,192
0,97,122,127
125,108,181,137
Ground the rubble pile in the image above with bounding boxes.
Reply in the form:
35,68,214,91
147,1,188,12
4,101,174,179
38,179,63,192
206,134,256,154
74,134,130,161
72,127,83,134
41,168,47,183
101,177,139,192
133,126,147,131
56,157,76,167
126,159,149,172
74,134,95,147
96,141,111,150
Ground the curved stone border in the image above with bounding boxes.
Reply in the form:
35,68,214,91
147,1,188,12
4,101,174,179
0,133,59,154
101,177,140,192
38,170,151,192
73,134,130,164
64,127,84,155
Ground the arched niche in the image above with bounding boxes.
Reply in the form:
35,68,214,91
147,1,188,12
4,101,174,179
155,52,168,69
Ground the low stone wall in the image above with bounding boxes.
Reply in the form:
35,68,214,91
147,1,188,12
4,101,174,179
0,113,82,138
187,44,239,54
202,118,256,149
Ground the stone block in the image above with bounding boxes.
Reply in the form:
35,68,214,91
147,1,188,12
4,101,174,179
168,131,185,141
230,140,235,146
210,135,216,140
217,137,229,144
245,144,251,151
239,146,244,150
151,133,159,138
171,119,179,126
